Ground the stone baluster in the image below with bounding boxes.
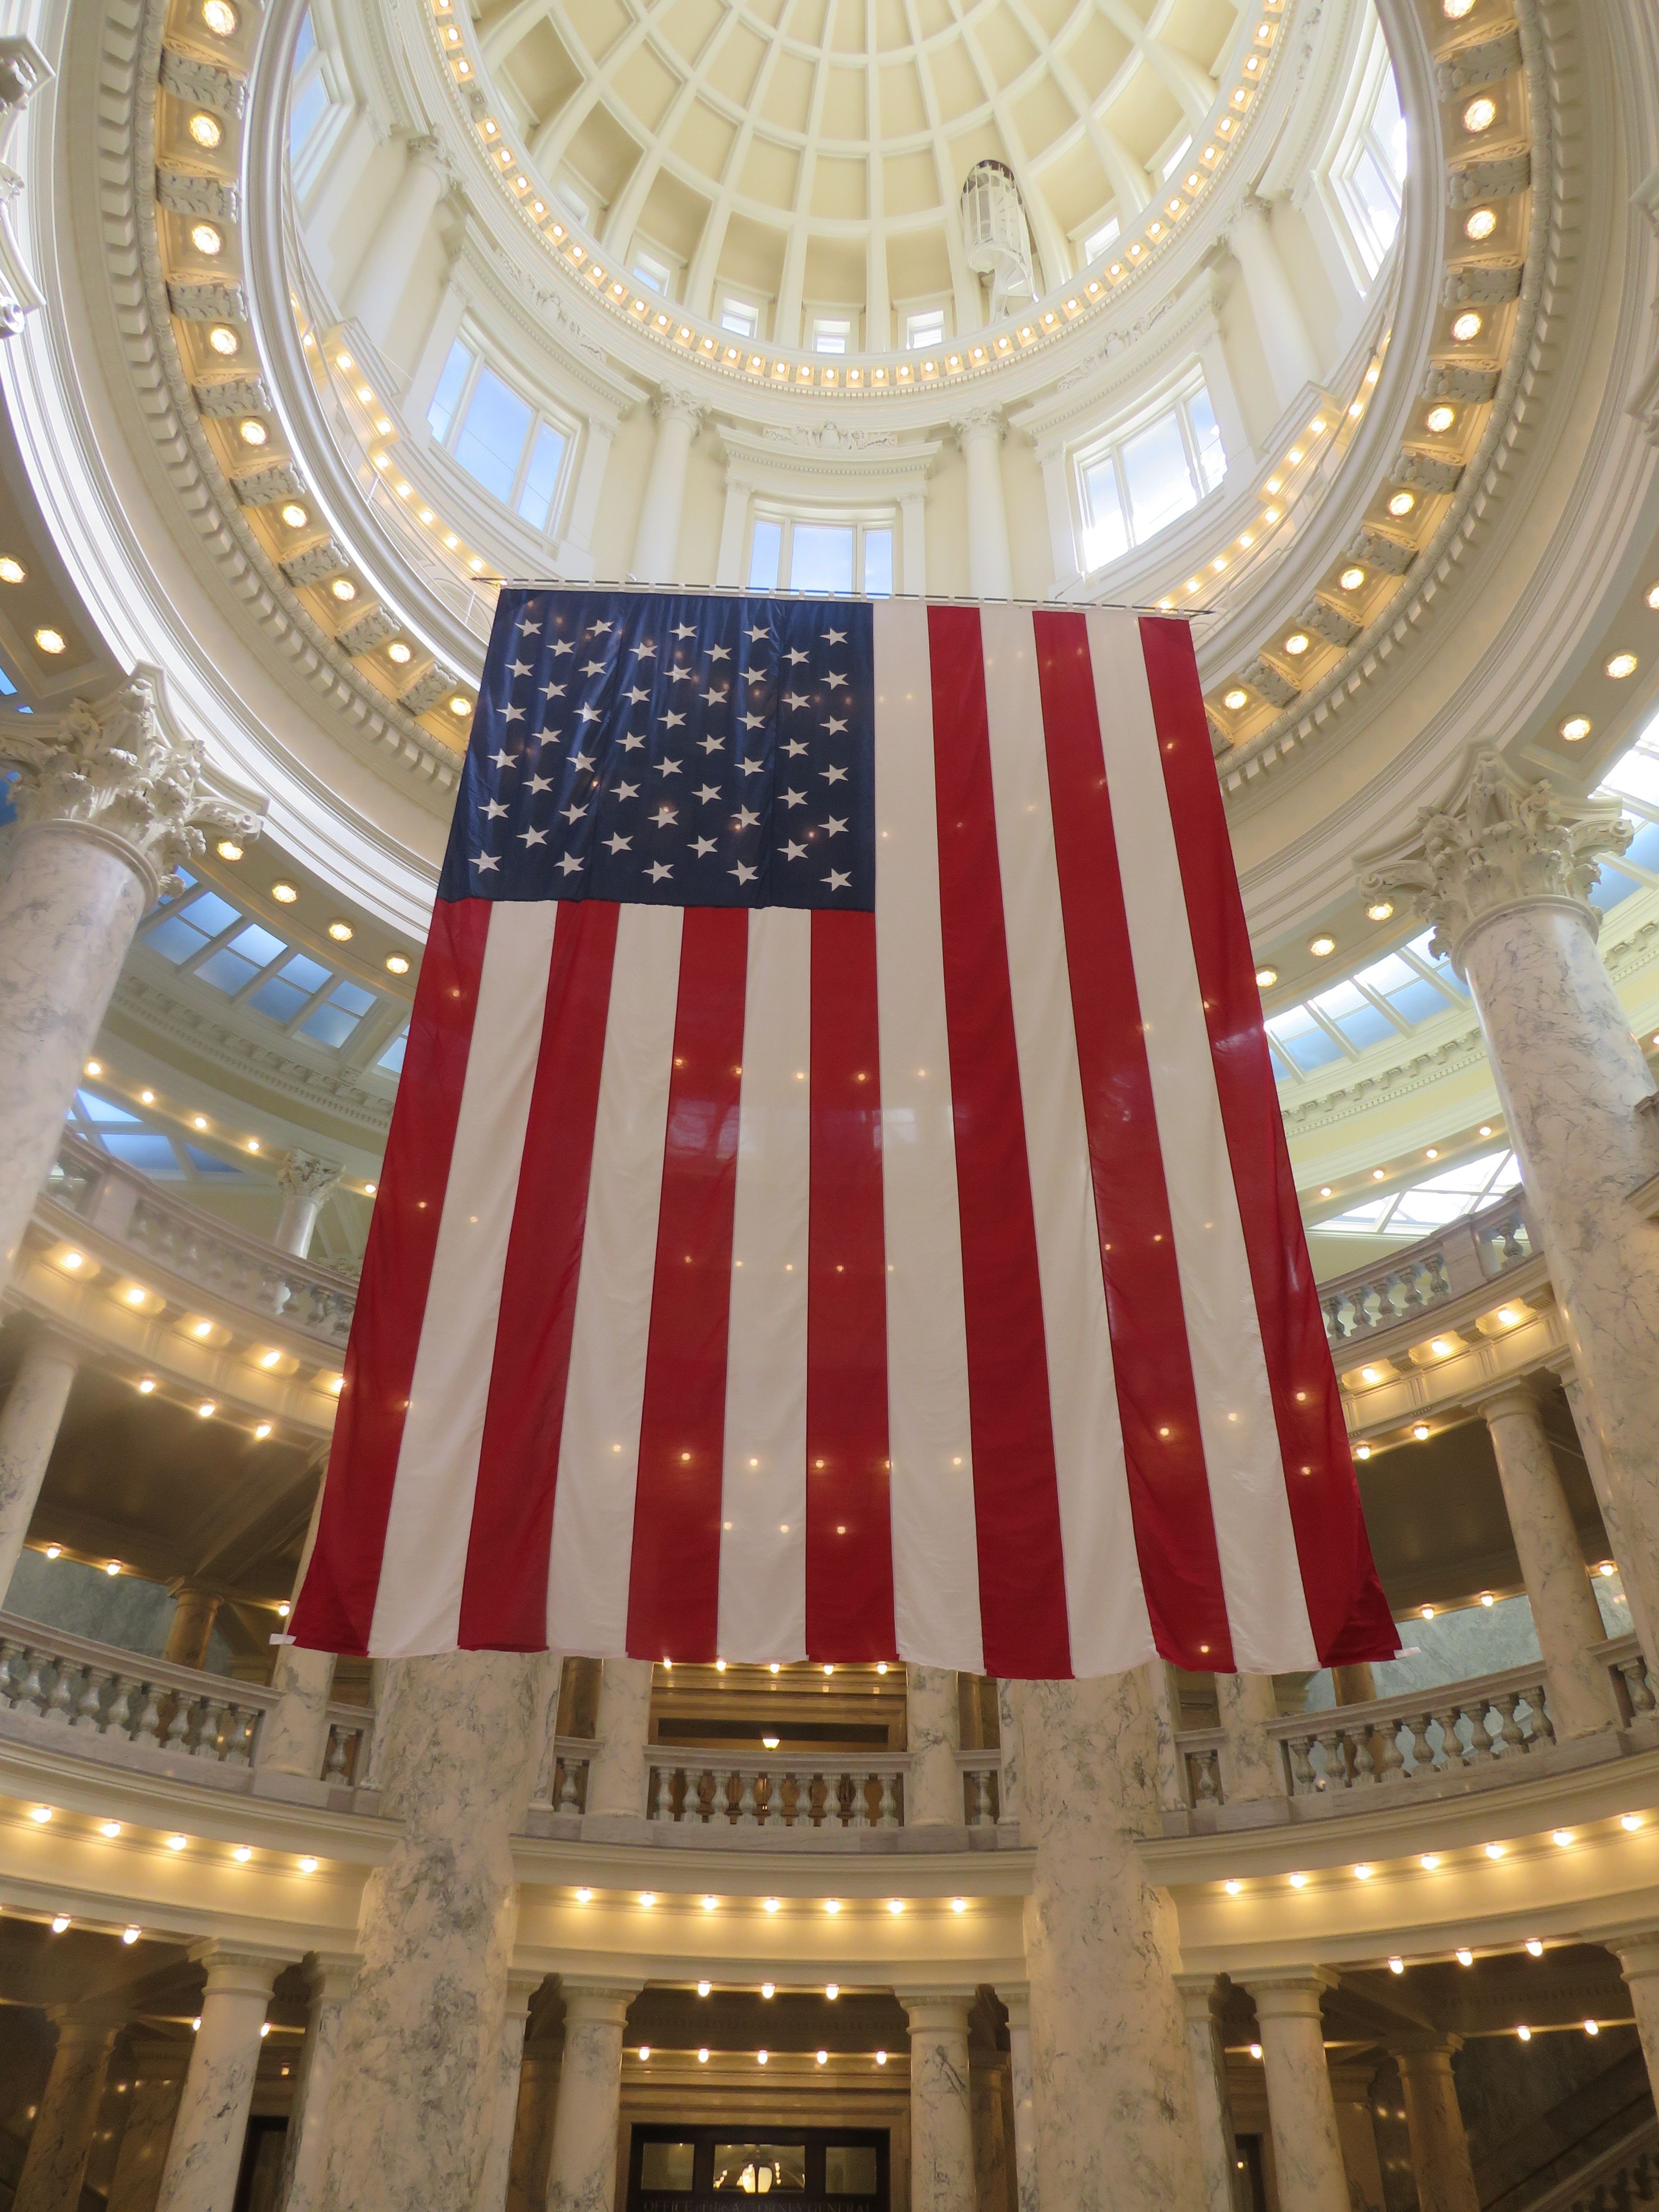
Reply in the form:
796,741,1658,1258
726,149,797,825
475,1970,541,2212
1245,1974,1349,2212
1393,2037,1479,2212
12,2010,119,2212
736,1771,758,1826
582,1658,653,1830
0,682,257,1298
155,1945,284,2212
0,1328,80,1600
544,1986,638,2212
276,1952,357,2212
1473,1385,1621,1736
907,1665,965,1830
1364,754,1659,1659
1176,1974,1246,2212
630,390,702,583
904,1996,977,2212
42,1658,75,1725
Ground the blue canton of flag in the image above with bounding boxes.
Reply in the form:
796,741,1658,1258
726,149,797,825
438,588,876,911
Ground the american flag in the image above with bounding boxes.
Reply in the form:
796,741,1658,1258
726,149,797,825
292,588,1395,1676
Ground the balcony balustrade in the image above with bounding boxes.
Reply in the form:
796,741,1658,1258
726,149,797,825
1320,1190,1537,1349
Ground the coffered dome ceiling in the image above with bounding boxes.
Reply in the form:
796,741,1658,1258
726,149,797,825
472,0,1255,341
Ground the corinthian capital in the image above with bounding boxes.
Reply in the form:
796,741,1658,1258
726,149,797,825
0,679,262,901
951,407,1004,450
1359,749,1631,972
277,1151,345,1204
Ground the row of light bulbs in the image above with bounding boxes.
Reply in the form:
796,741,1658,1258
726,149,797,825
78,1059,381,1192
570,1887,968,1916
0,552,69,656
1222,1812,1646,1901
633,2046,891,2068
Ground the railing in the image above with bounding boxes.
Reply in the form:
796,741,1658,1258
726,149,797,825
1319,1190,1536,1348
957,1750,1003,1827
1522,2120,1659,2212
1269,1663,1557,1795
1596,1633,1658,1725
39,1132,358,1347
646,1754,909,1831
0,1613,371,1786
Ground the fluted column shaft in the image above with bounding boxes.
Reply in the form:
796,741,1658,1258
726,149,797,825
1247,1977,1347,2212
630,397,698,582
1395,2041,1478,2212
543,1988,634,2212
156,1950,281,2212
905,1998,976,2212
315,1653,543,2212
14,2017,118,2212
1175,1976,1244,2212
583,1657,652,1821
352,139,447,349
1228,197,1318,412
906,1665,963,1828
0,1329,77,1597
1476,1386,1618,1735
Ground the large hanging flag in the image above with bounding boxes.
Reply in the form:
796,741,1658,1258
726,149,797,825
292,589,1395,1677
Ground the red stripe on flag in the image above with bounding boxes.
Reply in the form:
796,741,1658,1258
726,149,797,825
805,908,896,1661
458,900,620,1649
927,604,1073,1679
292,898,493,1655
1138,616,1395,1663
1032,611,1236,1671
627,906,750,1662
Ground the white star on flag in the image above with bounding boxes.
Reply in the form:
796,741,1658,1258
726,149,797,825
693,836,718,856
473,852,500,871
825,671,848,689
823,765,849,784
730,861,758,884
825,869,850,890
695,783,722,803
652,806,677,827
482,799,508,820
824,816,847,836
528,774,553,795
555,852,583,876
824,627,846,642
673,622,696,639
509,659,530,677
784,839,807,859
648,861,674,882
491,749,515,769
615,781,640,801
578,705,602,723
735,806,760,830
782,788,807,807
604,833,631,854
519,826,549,846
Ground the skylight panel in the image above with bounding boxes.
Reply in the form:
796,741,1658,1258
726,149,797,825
1264,1006,1344,1074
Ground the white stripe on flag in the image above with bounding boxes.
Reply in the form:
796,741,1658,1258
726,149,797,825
369,901,559,1656
716,907,811,1662
979,605,1154,1675
545,902,684,1655
872,600,985,1673
1084,610,1317,1670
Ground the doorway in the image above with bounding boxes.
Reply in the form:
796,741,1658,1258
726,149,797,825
628,2124,890,2212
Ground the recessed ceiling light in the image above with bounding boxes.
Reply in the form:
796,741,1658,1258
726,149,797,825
190,221,222,256
327,919,354,942
385,952,410,974
1456,1947,1473,1966
1560,715,1592,742
271,881,299,903
254,1421,273,1439
51,1914,70,1934
216,838,243,860
1463,96,1496,132
188,111,222,148
238,420,267,446
203,0,238,29
137,1378,156,1393
1354,1443,1371,1459
207,324,238,355
1389,1956,1404,1974
1340,566,1366,591
1254,965,1278,987
1648,584,1659,610
1452,310,1484,343
1388,490,1416,517
1442,0,1474,13
1284,632,1309,655
192,1114,208,1130
1309,934,1336,957
387,641,412,664
1478,1123,1493,1137
1413,1422,1430,1440
1223,687,1249,709
34,627,65,654
1367,899,1394,921
0,555,22,582
1288,1872,1308,1888
330,578,355,601
1607,652,1638,679
1464,207,1497,241
1426,404,1456,433
449,695,470,716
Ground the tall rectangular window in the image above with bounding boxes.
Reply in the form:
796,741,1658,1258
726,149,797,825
287,13,329,159
748,518,783,588
1071,375,1229,573
813,318,851,355
453,367,533,504
426,340,473,443
632,251,671,295
1078,455,1128,570
906,308,944,350
1334,46,1406,278
863,527,893,597
517,423,569,531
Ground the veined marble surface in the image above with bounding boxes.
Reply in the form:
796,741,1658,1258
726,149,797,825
905,1999,976,2212
1561,1372,1658,1662
1005,1990,1038,2212
316,1651,543,2212
477,1975,540,2212
277,1955,355,2212
585,1658,653,1820
1013,1673,1205,2212
258,1647,337,1780
995,1678,1022,1827
1616,1942,1659,2114
1216,1672,1282,1802
545,1987,635,2212
906,1666,963,1828
0,1330,78,1599
13,2017,117,2212
1476,1387,1618,1738
1395,2041,1479,2212
1246,1978,1348,2212
155,1950,281,2212
1175,1977,1243,2212
105,2050,187,2212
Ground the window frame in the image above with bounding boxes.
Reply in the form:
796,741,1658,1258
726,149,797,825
904,305,946,351
424,337,578,539
1071,369,1228,575
744,505,898,598
1318,8,1407,290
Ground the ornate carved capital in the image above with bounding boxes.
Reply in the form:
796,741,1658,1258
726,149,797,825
654,384,704,429
0,679,262,901
1359,749,1631,973
277,1151,345,1205
951,406,1004,450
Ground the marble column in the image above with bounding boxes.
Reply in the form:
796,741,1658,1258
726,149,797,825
1473,1384,1618,1736
1245,1975,1347,2212
352,136,449,350
907,1666,963,1830
1364,756,1659,1658
255,1646,337,1786
1615,1939,1659,2112
1216,1674,1283,1802
315,1653,543,2212
156,1947,282,2212
995,1679,1022,1835
1394,2039,1478,2212
275,1953,356,2212
274,1155,343,1260
13,2012,119,2212
583,1657,652,1824
1174,1976,1243,2212
970,2053,1011,2212
108,2052,188,2212
953,413,1014,601
0,680,256,1294
0,1326,78,1598
1226,195,1318,413
630,391,701,583
905,1997,976,2212
476,1971,539,2212
1328,2062,1386,2212
1003,1990,1037,2212
1011,1674,1206,2211
162,1584,221,1671
1557,1359,1658,1662
544,1986,634,2212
